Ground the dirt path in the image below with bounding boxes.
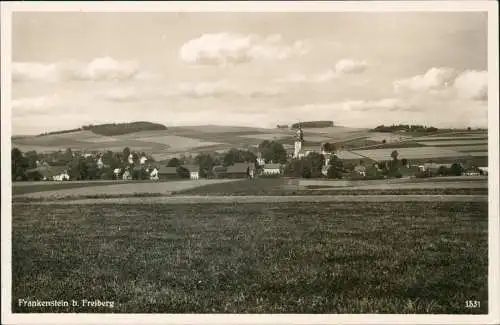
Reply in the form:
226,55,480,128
13,194,488,205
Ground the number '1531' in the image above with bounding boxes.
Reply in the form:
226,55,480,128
465,300,480,308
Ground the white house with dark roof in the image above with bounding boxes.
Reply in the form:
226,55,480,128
183,164,200,180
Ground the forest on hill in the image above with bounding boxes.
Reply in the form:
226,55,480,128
37,121,168,137
290,121,334,129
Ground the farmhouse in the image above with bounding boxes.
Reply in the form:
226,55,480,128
183,164,200,180
149,167,159,181
478,166,488,175
263,163,282,176
419,163,452,172
113,168,122,179
31,166,70,181
122,170,132,180
158,166,180,180
212,165,228,178
225,162,254,179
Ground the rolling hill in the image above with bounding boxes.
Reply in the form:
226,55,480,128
12,124,374,161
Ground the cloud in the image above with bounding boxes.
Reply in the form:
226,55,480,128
12,57,141,82
393,67,487,101
275,58,369,84
11,95,61,115
100,80,281,103
393,67,457,93
179,33,310,66
177,81,281,99
335,59,369,74
453,70,488,101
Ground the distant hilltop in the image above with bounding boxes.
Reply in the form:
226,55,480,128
37,121,168,137
290,121,334,129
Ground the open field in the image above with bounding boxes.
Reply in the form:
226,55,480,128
12,201,487,313
12,125,372,158
14,179,240,199
414,136,488,141
173,177,487,197
441,145,489,152
12,176,488,200
352,147,468,160
417,140,488,146
462,152,489,157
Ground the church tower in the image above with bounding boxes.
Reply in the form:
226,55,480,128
293,123,304,158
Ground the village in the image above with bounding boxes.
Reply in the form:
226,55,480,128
13,124,488,183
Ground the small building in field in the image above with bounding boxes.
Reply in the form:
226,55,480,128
212,165,228,178
478,166,488,175
149,167,159,181
182,164,200,180
420,163,452,173
262,163,282,176
158,166,180,180
224,162,253,179
113,168,122,179
52,170,70,181
140,156,148,165
463,166,481,176
31,166,70,181
122,170,132,180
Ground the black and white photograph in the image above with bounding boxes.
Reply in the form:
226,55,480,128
1,1,499,324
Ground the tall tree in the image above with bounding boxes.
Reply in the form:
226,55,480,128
258,140,287,164
307,152,325,178
123,147,131,164
391,150,399,161
11,148,29,181
167,157,181,167
195,153,215,178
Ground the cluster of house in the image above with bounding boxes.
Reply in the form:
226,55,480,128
139,160,283,182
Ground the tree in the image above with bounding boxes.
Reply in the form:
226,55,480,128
391,150,399,161
176,166,190,179
378,161,387,170
11,148,29,181
322,142,336,153
401,158,408,167
123,147,131,164
437,166,448,176
223,148,257,166
258,140,287,164
326,154,344,179
307,152,325,178
24,150,39,169
450,163,464,176
326,167,342,179
167,157,181,167
195,153,215,178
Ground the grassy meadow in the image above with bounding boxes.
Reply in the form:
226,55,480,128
12,201,488,314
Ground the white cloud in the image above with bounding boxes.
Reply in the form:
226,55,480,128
179,33,310,66
100,80,281,103
394,67,488,102
453,70,488,101
12,57,141,82
335,59,369,74
275,59,368,84
393,67,457,94
176,80,281,99
11,95,61,115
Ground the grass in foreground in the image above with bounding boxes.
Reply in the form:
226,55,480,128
12,201,487,313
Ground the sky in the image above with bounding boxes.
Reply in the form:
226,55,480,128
11,11,488,135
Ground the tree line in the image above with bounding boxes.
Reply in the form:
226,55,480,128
371,124,438,133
